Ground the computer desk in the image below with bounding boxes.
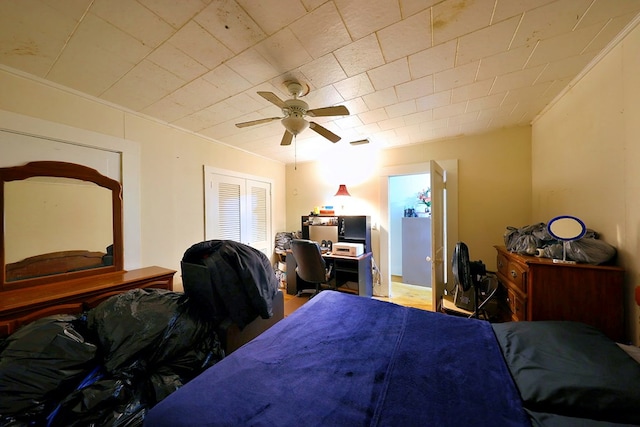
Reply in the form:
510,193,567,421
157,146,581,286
285,251,373,297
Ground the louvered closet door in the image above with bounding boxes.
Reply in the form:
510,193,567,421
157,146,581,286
205,170,272,257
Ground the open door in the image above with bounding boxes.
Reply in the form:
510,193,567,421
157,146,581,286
429,160,446,310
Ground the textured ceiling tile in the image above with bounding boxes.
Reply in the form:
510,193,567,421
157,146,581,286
456,16,521,65
434,61,479,92
378,116,405,131
399,0,437,18
432,0,495,45
408,40,457,79
368,58,411,91
416,91,451,111
147,43,208,81
142,97,193,123
385,99,417,118
451,79,494,103
334,34,385,77
342,97,369,115
299,54,348,88
433,101,467,120
494,68,549,95
335,0,401,40
48,14,151,95
466,92,507,112
202,65,252,96
578,0,640,27
334,73,376,100
3,0,640,164
254,28,313,73
225,48,281,85
510,0,592,48
362,86,398,110
289,1,352,59
167,21,233,69
535,53,592,83
403,110,433,126
139,0,208,28
492,0,556,23
238,0,306,35
194,0,266,54
91,0,174,47
167,77,227,111
476,44,534,81
101,59,185,110
526,23,602,68
358,107,389,125
377,9,431,62
396,75,434,102
583,11,640,54
0,1,78,76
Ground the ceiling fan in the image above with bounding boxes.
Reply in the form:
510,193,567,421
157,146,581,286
235,81,350,146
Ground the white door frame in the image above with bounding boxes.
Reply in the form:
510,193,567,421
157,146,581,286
379,160,458,299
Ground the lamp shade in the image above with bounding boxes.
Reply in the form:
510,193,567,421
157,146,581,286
334,184,351,197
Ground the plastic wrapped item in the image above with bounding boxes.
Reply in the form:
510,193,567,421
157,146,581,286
0,315,96,423
504,223,553,255
507,224,617,265
537,237,617,265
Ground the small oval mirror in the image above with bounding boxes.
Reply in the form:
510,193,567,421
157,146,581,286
547,215,586,241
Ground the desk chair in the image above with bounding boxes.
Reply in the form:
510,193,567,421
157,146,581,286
290,239,333,297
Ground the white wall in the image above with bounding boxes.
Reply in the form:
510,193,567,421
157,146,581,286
533,22,640,344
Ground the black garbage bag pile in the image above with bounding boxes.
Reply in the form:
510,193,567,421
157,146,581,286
504,223,617,265
0,288,224,427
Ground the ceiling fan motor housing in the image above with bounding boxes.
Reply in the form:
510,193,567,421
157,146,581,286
281,98,309,135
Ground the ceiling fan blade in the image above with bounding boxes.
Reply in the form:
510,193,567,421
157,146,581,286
307,105,350,117
280,130,293,146
235,117,281,128
309,122,341,143
258,91,287,109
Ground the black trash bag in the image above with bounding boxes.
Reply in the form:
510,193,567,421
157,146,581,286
50,291,223,426
0,315,96,423
87,288,188,374
48,371,146,427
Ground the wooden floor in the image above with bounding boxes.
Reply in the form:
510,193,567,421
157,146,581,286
283,276,432,316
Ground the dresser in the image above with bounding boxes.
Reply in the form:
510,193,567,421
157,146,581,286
494,245,624,342
0,266,175,336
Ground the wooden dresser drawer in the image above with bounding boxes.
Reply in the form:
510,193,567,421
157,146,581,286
506,288,525,321
506,261,527,293
496,252,509,278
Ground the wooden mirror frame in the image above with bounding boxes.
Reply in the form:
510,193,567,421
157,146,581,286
0,161,124,289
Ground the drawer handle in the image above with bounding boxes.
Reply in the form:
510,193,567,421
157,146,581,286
498,260,503,268
510,270,518,279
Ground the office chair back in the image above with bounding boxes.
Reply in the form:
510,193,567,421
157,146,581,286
291,239,328,284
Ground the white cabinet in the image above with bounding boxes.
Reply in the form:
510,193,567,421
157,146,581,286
401,217,431,287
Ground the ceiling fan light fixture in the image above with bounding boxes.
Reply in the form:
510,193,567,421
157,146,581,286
281,115,309,135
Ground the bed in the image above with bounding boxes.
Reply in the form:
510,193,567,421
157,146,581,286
145,290,640,427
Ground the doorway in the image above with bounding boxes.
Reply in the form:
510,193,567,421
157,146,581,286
389,173,432,306
379,160,459,311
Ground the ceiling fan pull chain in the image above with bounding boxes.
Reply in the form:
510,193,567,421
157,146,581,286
294,135,297,170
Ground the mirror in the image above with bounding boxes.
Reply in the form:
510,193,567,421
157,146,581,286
547,215,586,264
0,161,123,289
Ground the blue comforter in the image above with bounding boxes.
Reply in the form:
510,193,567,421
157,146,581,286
144,291,529,426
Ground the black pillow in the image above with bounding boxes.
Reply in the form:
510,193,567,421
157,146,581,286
492,321,640,425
